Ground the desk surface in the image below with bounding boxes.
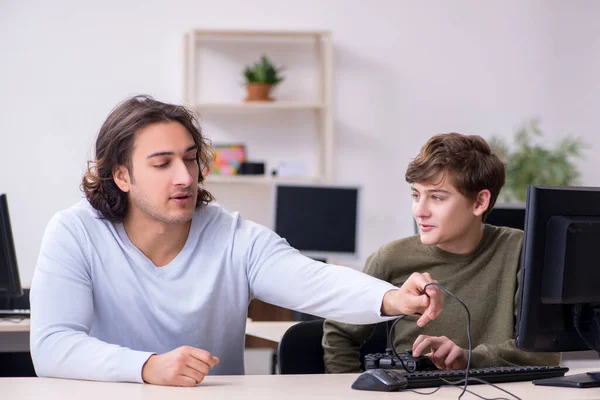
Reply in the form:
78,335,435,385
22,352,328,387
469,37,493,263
244,320,299,343
1,370,600,399
0,319,298,343
0,319,29,333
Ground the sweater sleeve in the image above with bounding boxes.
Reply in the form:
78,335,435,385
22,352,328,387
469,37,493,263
322,251,388,373
470,339,560,368
241,219,398,325
29,214,154,383
470,261,560,368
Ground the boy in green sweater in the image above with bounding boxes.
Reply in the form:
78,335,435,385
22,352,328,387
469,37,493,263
322,133,559,373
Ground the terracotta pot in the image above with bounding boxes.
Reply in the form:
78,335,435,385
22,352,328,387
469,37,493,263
245,83,274,102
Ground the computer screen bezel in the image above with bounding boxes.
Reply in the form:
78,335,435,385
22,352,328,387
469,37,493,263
271,182,362,260
0,193,23,297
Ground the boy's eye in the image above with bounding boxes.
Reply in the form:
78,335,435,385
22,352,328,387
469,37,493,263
154,162,168,168
412,193,420,200
185,157,197,163
432,195,442,201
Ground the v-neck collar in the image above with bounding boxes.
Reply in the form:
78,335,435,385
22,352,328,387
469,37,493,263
114,213,201,277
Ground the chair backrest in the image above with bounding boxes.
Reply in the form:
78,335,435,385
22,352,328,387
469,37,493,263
0,352,37,377
277,320,389,374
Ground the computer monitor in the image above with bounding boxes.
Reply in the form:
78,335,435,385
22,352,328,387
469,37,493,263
0,194,22,297
485,203,525,231
515,185,600,388
272,183,360,260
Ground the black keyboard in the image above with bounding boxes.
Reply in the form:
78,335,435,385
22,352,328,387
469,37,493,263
352,365,569,391
0,309,30,318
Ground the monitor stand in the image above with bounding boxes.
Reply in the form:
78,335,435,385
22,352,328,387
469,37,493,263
534,371,600,388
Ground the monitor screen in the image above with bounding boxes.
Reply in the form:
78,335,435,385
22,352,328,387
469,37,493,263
515,185,600,387
485,204,525,231
0,194,22,297
273,184,360,259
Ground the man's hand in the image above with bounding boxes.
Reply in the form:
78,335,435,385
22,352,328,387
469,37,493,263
141,346,220,386
412,335,467,370
381,272,443,327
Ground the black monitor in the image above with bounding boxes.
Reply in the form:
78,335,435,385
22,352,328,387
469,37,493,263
273,183,360,259
515,185,600,388
0,194,22,297
485,203,525,231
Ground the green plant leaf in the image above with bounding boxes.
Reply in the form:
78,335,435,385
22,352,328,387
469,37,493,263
488,119,588,203
243,54,285,85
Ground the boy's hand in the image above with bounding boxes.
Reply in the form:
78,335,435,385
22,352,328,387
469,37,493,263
412,335,467,370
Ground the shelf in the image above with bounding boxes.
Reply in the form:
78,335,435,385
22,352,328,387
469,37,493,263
193,29,330,39
204,175,322,185
185,29,334,182
196,102,326,111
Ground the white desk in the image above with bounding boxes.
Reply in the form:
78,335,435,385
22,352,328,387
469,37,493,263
245,320,299,343
0,318,298,342
0,319,298,353
1,370,600,399
0,319,29,333
0,319,297,341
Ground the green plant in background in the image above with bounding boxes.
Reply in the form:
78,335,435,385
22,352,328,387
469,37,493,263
243,55,285,85
489,119,587,203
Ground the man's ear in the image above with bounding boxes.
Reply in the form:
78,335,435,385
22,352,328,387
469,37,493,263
473,189,491,217
113,165,131,193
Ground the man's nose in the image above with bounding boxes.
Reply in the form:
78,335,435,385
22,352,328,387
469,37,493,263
173,160,194,186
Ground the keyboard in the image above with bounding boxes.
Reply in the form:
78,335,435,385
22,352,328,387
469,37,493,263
0,309,31,318
352,365,569,391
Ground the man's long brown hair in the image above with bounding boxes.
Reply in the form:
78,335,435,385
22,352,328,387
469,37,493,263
81,95,214,222
405,133,505,221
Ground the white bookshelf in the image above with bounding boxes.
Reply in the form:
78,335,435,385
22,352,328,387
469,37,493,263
204,175,323,185
187,29,329,39
195,101,326,111
183,29,334,182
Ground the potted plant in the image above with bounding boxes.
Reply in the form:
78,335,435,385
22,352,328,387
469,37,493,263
243,55,285,102
489,119,587,203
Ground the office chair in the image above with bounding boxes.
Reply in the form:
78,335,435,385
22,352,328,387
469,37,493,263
277,320,389,374
0,352,37,377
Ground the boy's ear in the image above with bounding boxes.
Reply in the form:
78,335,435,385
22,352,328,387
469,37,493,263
473,189,491,217
113,165,131,193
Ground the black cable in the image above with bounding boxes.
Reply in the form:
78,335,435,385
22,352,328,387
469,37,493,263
422,282,471,399
387,315,415,372
387,316,404,350
406,386,444,395
408,377,520,400
440,377,522,400
572,304,600,353
389,281,521,400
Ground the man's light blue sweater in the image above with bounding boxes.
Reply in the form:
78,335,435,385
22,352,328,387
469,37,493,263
30,200,396,383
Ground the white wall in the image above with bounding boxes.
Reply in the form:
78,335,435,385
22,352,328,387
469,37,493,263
1,0,600,285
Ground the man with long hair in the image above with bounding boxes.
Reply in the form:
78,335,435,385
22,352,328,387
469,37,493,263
29,95,443,386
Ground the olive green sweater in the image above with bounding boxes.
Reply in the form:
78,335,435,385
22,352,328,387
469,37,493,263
322,225,560,373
